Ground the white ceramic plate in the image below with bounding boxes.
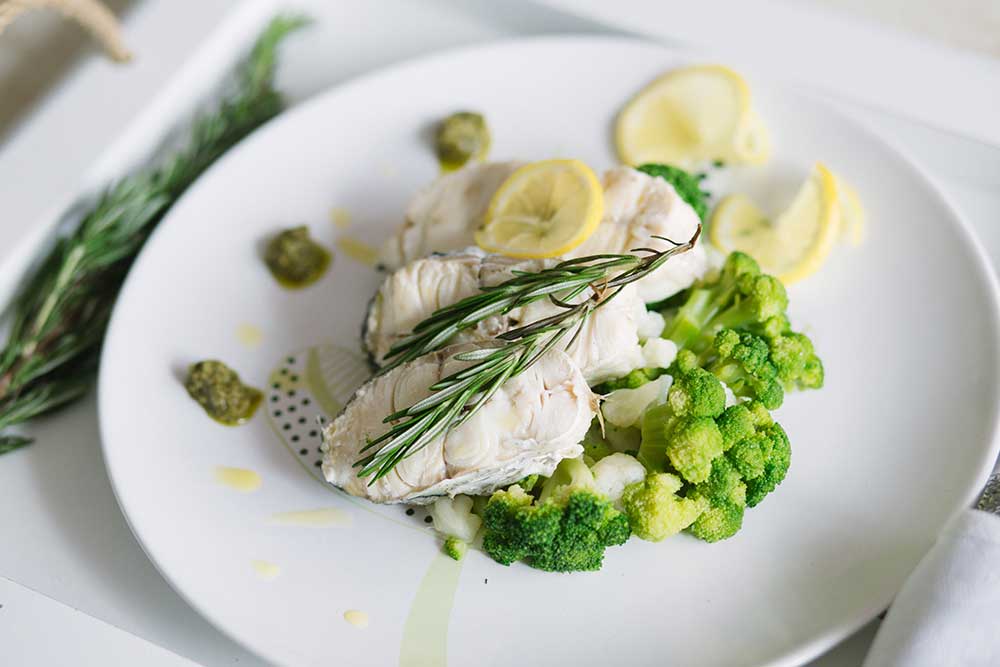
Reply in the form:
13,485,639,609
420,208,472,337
99,37,1000,667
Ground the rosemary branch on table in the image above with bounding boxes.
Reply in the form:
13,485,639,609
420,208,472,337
0,15,308,455
355,229,701,482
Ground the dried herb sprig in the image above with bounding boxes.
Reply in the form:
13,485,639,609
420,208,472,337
356,230,701,482
0,15,308,454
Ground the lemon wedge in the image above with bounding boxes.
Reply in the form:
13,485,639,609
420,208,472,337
709,163,840,284
616,65,770,167
475,159,604,259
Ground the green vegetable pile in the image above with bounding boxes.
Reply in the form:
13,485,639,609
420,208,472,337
481,459,630,572
622,247,821,544
429,165,823,572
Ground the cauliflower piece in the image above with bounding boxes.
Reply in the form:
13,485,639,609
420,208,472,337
428,495,482,541
592,453,647,507
641,337,677,369
636,308,666,341
601,376,671,428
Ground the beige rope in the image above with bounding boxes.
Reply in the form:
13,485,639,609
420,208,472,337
0,0,131,62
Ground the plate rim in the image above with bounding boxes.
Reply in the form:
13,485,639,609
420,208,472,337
97,33,1000,667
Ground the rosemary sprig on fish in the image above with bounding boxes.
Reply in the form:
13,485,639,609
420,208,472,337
355,229,700,482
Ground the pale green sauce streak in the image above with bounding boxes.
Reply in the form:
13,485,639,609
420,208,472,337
399,551,464,667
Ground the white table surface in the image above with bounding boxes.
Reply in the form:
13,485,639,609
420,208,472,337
1,1,998,665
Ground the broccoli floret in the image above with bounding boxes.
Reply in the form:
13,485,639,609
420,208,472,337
667,416,724,484
712,273,789,333
687,457,747,542
637,359,726,482
663,252,791,354
669,349,701,376
443,536,468,561
744,422,791,507
715,402,755,451
481,485,558,566
539,457,594,503
531,492,631,572
481,460,630,572
592,367,664,394
667,361,726,417
672,276,824,406
621,472,708,541
703,329,785,409
516,474,540,493
676,403,793,541
754,314,791,340
766,331,825,391
726,434,769,479
715,402,791,507
636,163,710,220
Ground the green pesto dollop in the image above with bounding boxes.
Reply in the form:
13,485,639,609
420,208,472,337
264,226,331,288
184,360,262,425
435,111,490,171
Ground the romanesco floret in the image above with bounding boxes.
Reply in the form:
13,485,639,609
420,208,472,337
481,459,630,572
621,472,708,541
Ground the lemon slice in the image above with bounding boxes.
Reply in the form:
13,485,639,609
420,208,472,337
616,65,768,167
733,110,771,165
835,177,866,246
709,163,840,284
475,159,603,259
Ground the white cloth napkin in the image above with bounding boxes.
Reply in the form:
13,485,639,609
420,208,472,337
863,509,1000,666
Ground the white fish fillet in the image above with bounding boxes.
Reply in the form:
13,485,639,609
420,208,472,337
321,346,596,504
378,161,522,270
565,166,708,303
364,248,646,385
378,163,707,302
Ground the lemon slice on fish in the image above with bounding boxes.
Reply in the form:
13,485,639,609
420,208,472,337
709,163,839,284
616,65,770,167
475,159,604,259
